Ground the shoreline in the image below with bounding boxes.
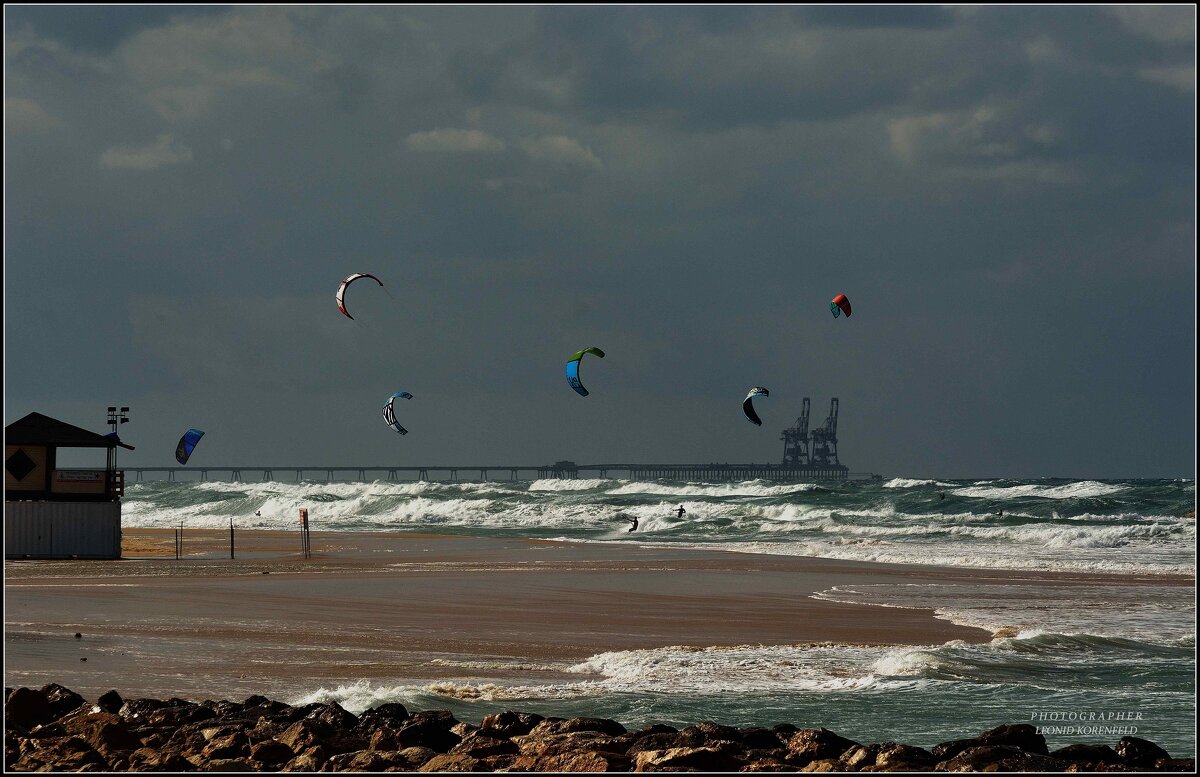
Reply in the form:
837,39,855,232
6,529,1191,704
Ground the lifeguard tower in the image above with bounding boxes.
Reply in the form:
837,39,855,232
4,410,134,559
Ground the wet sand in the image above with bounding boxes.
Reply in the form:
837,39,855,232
4,529,1182,702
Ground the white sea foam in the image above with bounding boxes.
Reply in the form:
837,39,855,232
883,478,957,489
605,480,819,497
952,481,1127,500
527,479,615,492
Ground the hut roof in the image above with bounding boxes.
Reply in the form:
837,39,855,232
5,412,135,450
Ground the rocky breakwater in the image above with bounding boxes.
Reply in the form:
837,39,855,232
5,685,1195,772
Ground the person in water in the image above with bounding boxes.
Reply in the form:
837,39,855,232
938,492,945,500
676,505,686,518
628,517,639,533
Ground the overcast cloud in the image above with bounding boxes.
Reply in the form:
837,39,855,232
4,6,1195,477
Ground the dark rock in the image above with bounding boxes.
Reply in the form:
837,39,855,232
786,728,860,767
740,759,796,772
395,745,439,769
536,749,632,771
634,745,746,772
677,720,742,747
278,720,328,754
367,726,401,751
201,731,250,761
97,689,124,713
241,694,269,708
201,699,242,719
5,687,54,729
936,744,1066,772
742,727,787,750
200,756,252,771
145,702,215,728
303,701,358,731
281,744,328,771
1155,758,1196,771
1116,736,1171,765
395,710,462,753
450,729,520,758
356,701,410,729
515,730,627,759
773,723,800,739
418,752,487,771
27,721,67,739
1052,743,1121,764
118,697,169,724
480,710,543,738
9,735,108,771
528,716,628,737
627,731,686,755
839,743,880,770
874,742,936,769
41,683,87,720
978,723,1048,754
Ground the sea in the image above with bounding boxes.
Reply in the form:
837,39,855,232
122,476,1196,754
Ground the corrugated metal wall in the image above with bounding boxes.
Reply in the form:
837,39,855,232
4,501,121,559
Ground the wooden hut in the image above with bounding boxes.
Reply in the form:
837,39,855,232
4,412,134,559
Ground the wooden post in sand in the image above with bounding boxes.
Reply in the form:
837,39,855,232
229,517,235,560
299,508,310,559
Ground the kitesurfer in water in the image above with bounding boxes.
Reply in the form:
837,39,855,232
994,509,1004,516
938,492,945,500
628,517,639,533
676,505,686,519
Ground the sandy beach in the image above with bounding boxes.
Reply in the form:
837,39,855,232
5,529,1183,705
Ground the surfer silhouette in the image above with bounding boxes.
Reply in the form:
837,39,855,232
628,517,639,533
676,505,686,519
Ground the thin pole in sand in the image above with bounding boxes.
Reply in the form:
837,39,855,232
229,517,235,560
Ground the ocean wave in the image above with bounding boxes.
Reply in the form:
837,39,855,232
953,481,1127,500
605,480,819,498
883,478,957,489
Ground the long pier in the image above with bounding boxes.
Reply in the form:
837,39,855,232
125,463,875,483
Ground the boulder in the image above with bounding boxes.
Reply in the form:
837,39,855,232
278,720,328,754
418,753,487,771
200,757,253,771
480,710,544,738
5,687,54,729
740,758,795,772
250,738,295,767
936,744,1065,772
528,717,628,738
9,735,108,771
1154,758,1196,771
356,702,410,730
838,743,880,770
536,749,633,772
40,683,87,721
450,729,520,758
1052,743,1121,765
1115,736,1171,766
799,759,838,773
145,702,216,728
741,727,787,750
633,745,745,772
97,689,124,714
303,702,358,731
786,729,860,767
201,732,250,761
873,742,936,770
395,711,463,753
627,731,686,756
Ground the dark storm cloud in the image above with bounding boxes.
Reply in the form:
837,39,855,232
4,6,1195,476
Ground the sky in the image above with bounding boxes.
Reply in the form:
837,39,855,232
4,5,1196,478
